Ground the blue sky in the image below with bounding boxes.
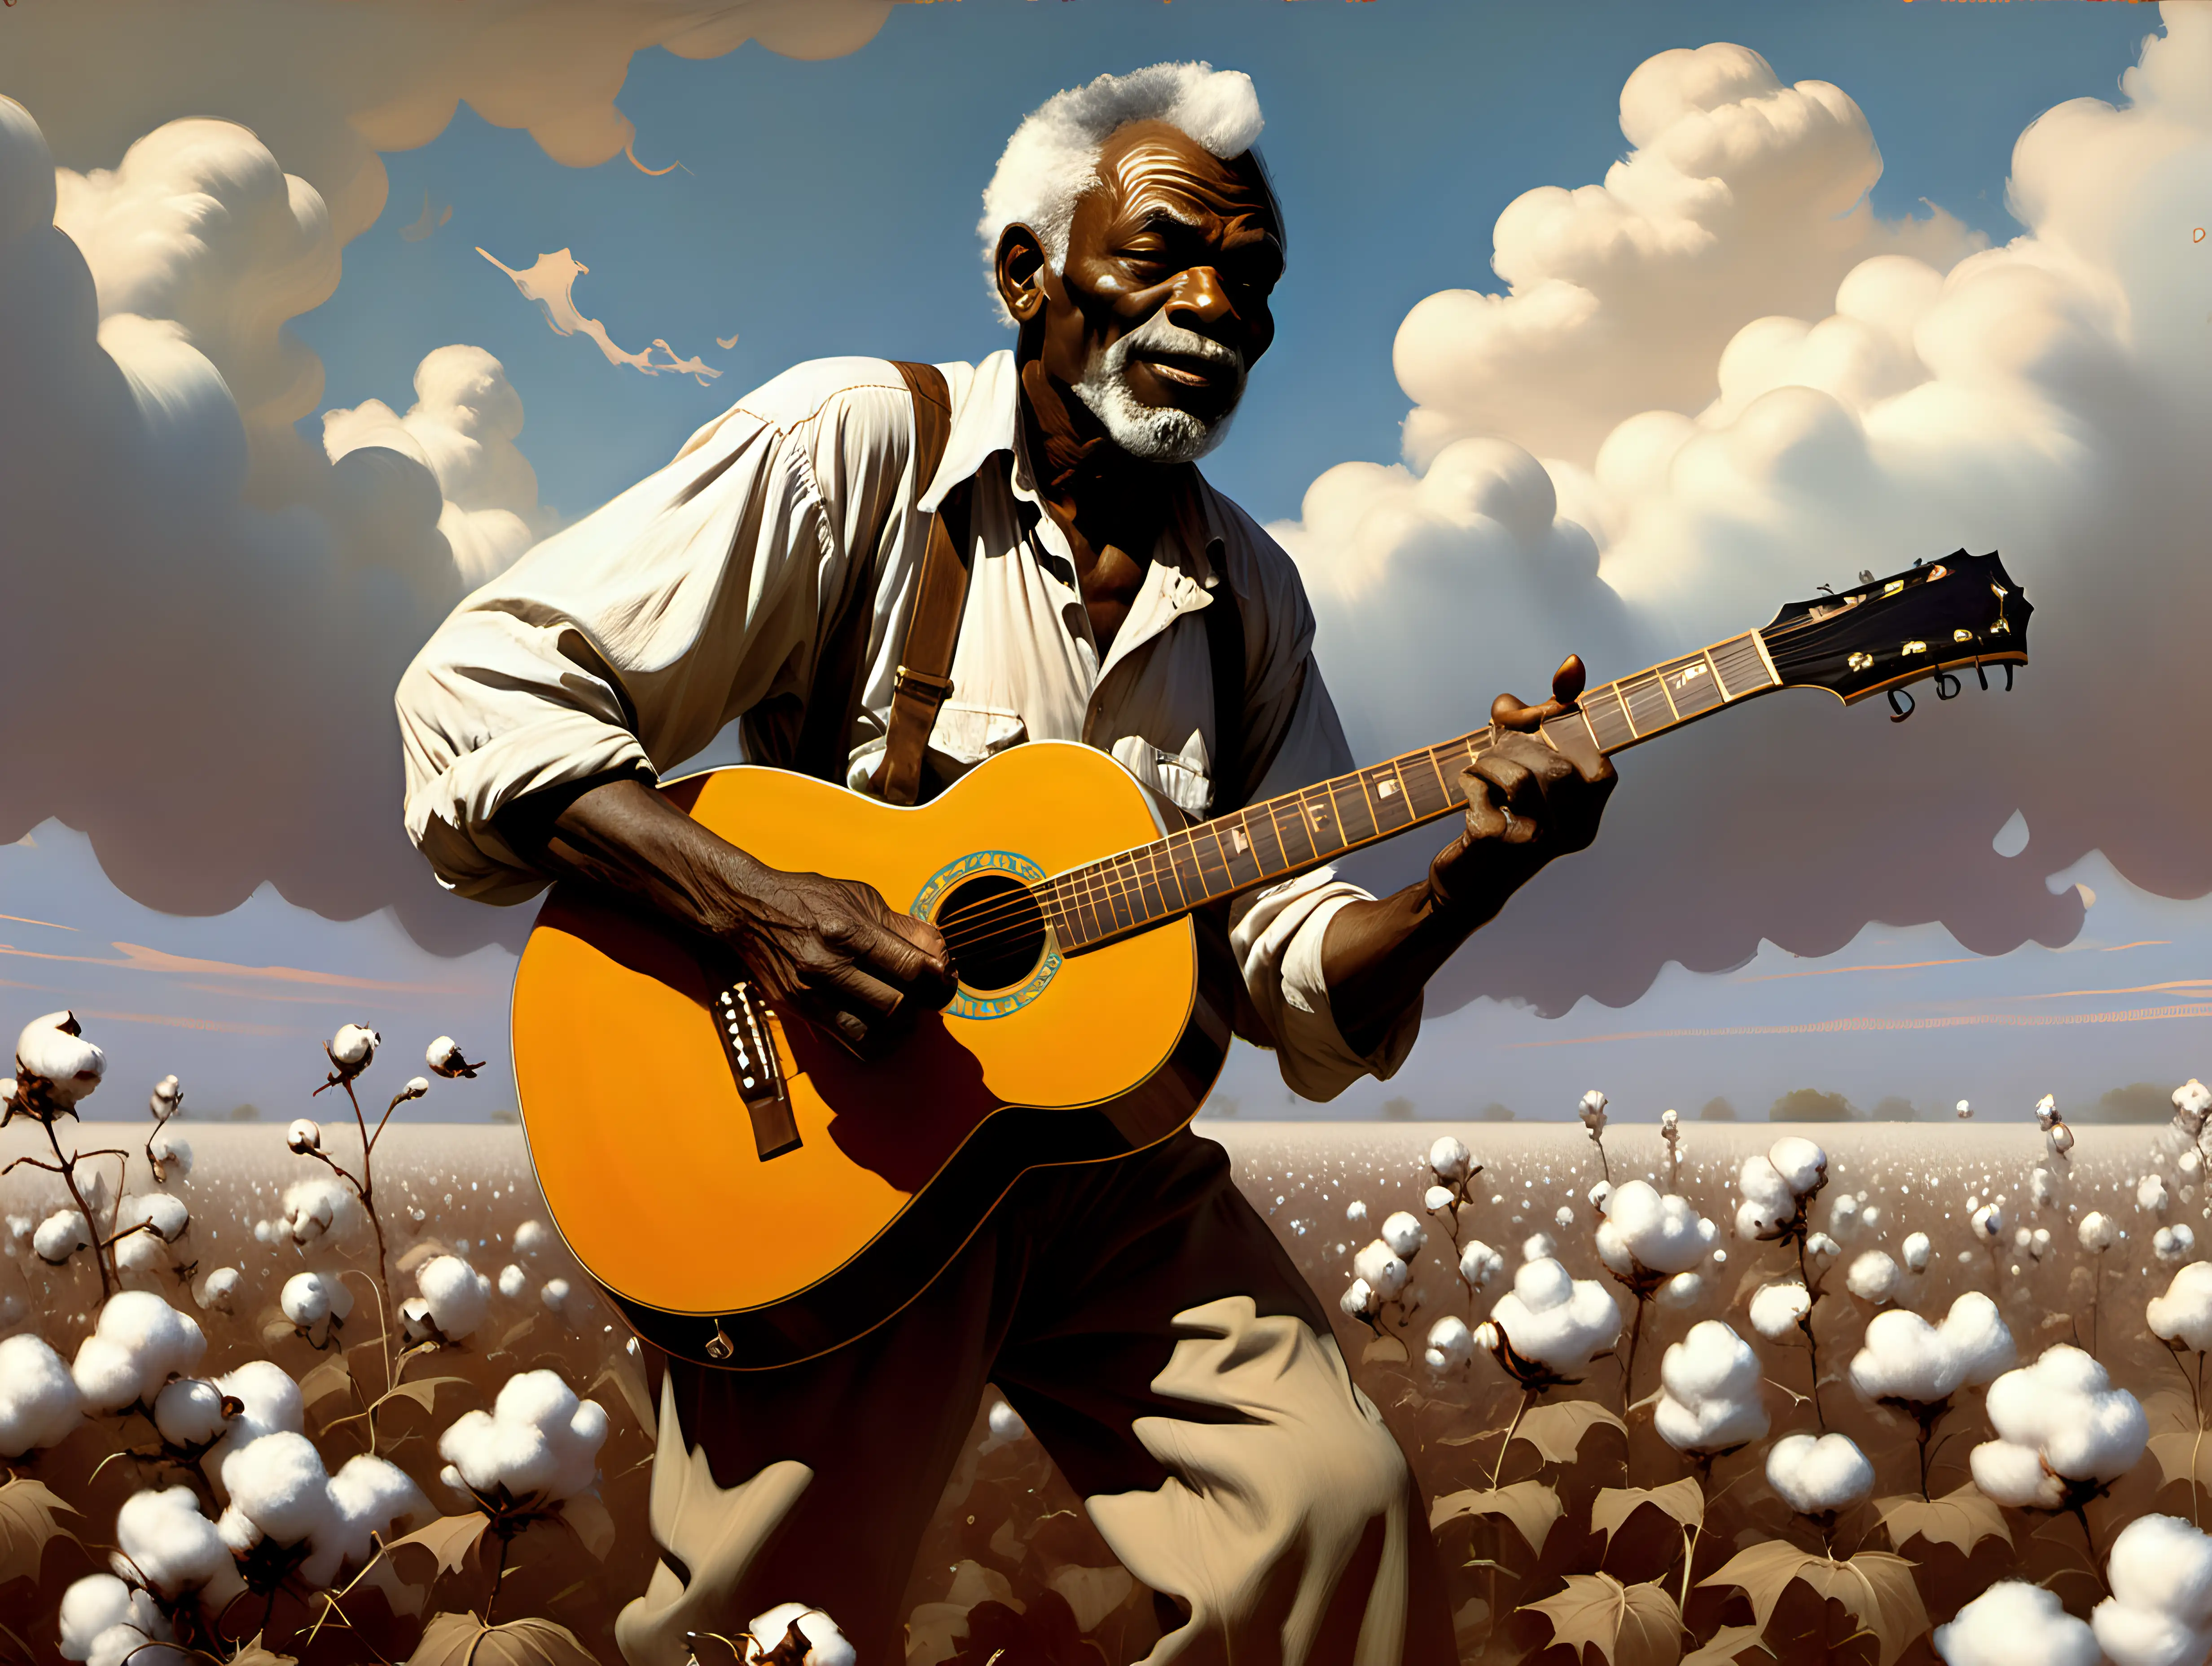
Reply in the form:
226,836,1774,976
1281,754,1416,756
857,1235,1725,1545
8,0,2202,1123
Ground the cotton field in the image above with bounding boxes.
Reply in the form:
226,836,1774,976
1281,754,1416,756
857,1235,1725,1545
4,1011,2212,1666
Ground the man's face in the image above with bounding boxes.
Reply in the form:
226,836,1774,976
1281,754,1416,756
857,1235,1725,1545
1026,120,1284,464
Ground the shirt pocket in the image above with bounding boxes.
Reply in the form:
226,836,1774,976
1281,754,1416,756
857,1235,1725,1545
1112,733,1216,820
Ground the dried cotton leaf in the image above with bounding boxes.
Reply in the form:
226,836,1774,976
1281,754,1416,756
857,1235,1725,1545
405,1613,598,1666
1431,1481,1565,1556
384,1511,492,1580
1679,1623,1773,1666
1873,1487,2010,1555
1521,1572,1684,1666
1591,1479,1705,1549
1514,1400,1628,1465
0,1477,81,1588
1362,1335,1408,1365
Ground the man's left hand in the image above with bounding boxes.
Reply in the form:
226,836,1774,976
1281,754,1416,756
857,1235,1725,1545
1428,655,1617,919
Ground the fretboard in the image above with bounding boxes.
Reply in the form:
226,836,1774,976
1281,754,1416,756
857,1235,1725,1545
1040,629,1779,951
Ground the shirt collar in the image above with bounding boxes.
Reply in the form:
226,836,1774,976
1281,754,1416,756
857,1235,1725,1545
921,348,1226,590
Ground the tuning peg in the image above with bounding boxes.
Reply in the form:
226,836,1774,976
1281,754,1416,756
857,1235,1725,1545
1857,569,1875,584
1935,671,1962,701
2003,664,2015,692
1888,688,1916,722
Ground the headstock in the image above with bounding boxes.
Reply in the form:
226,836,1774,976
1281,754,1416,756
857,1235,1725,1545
1759,550,2031,719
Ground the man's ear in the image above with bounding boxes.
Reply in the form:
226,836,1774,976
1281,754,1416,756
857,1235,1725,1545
994,223,1049,324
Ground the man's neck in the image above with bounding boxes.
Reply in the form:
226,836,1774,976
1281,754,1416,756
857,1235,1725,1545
1016,356,1178,570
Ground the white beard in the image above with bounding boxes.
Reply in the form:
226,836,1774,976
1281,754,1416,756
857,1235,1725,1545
1070,316,1246,465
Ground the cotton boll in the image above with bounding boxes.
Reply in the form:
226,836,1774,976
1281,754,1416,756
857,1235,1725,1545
1353,1240,1410,1299
328,1024,379,1068
1343,1201,1369,1230
1659,1272,1704,1309
148,1129,191,1181
280,1272,336,1330
1381,1210,1426,1259
1521,1232,1556,1263
280,1177,359,1246
114,1486,245,1613
2140,1175,2172,1218
2032,1167,2062,1208
153,1379,229,1449
540,1278,571,1313
1594,1180,1717,1277
417,1255,492,1340
0,1334,83,1456
1735,1154,1795,1240
1423,1185,1455,1213
2177,1079,2212,1124
426,1035,479,1079
1339,1278,1378,1322
1554,1205,1576,1229
1972,1345,2147,1508
400,1297,437,1344
1579,1089,1608,1131
216,1431,335,1554
2156,1226,2197,1265
2151,1263,2212,1355
35,1209,90,1264
744,1603,857,1666
301,1455,431,1587
2090,1512,2212,1666
1902,1232,1933,1273
1806,1232,1841,1262
436,1369,607,1505
1769,1137,1827,1197
498,1264,527,1299
1850,1293,2016,1406
1655,1320,1769,1455
986,1400,1027,1445
1972,1203,2006,1244
202,1361,304,1492
72,1292,206,1412
1488,1256,1622,1376
1765,1431,1874,1513
15,1010,105,1107
1847,1251,1900,1305
58,1575,173,1666
2082,1212,2119,1253
285,1118,321,1154
1934,1580,2100,1666
1458,1240,1505,1291
195,1267,241,1315
1425,1315,1475,1374
1749,1281,1811,1342
1428,1135,1472,1183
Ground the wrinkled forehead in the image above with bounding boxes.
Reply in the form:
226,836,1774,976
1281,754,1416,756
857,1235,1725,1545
1088,119,1283,244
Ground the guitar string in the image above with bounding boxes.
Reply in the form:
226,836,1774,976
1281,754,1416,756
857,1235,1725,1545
926,584,2009,958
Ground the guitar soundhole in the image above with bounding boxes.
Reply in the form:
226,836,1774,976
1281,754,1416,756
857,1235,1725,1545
935,872,1046,994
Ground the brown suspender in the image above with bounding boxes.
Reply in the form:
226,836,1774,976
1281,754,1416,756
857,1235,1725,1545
797,359,1248,816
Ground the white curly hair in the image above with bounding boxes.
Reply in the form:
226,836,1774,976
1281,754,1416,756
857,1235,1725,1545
977,61,1268,326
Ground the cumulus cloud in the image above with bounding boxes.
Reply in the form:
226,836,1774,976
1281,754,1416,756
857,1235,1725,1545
1277,13,2212,1013
0,0,898,950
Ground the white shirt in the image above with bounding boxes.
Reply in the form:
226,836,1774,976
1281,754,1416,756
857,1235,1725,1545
395,350,1419,1099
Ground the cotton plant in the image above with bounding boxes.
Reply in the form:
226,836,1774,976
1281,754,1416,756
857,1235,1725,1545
2080,1210,2121,1355
1933,1580,2100,1666
210,1427,432,1592
1749,1278,1826,1425
1421,1135,1483,1244
1,1011,149,1299
1848,1293,2016,1498
1577,1088,1611,1183
1476,1256,1622,1399
57,1573,180,1666
1344,1210,1430,1343
111,1485,247,1629
1765,1431,1875,1549
1972,1344,2147,1574
434,1369,609,1621
1654,1320,1769,1470
1593,1179,1716,1407
1659,1107,1683,1190
1734,1136,1832,1412
2091,1512,2212,1666
2147,1260,2212,1428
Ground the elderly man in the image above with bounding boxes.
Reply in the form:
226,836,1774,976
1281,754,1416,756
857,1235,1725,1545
398,61,1612,1666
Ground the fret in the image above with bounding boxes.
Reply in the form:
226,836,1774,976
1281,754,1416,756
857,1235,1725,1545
1054,872,1098,946
1168,833,1206,904
1660,652,1725,720
1619,673,1672,737
1151,838,1191,912
1135,847,1167,922
1582,684,1637,751
1272,793,1319,868
1708,633,1774,701
1361,762,1418,834
1245,801,1289,878
1296,785,1341,856
1216,813,1266,890
1412,748,1455,818
1328,774,1379,848
1072,865,1110,942
1194,824,1233,895
1102,857,1136,933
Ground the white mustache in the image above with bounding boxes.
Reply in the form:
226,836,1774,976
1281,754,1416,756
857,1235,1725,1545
1109,315,1245,377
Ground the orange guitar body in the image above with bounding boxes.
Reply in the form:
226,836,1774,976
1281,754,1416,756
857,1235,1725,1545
510,741,1229,1370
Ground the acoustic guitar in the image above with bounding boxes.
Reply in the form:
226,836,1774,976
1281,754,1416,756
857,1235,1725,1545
511,551,2032,1368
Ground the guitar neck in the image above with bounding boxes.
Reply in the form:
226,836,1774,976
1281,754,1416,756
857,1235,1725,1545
1041,628,1781,952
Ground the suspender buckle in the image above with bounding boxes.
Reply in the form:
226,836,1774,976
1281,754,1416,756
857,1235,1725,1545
892,664,957,709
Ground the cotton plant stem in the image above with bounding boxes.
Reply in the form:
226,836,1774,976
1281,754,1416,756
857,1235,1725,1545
41,1115,114,1300
1794,1237,1826,1430
2070,1502,2113,1597
1489,1389,1533,1491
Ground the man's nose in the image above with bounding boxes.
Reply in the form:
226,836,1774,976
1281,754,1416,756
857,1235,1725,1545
1165,264,1236,331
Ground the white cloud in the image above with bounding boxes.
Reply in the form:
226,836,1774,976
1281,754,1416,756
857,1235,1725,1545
1277,9,2212,1015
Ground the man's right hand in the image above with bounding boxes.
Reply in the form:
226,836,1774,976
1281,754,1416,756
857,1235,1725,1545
496,775,957,1062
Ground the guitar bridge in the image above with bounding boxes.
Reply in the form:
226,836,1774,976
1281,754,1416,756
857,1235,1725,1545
718,979,800,1162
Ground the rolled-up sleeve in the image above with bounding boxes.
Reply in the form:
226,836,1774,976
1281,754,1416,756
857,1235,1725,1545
1219,530,1422,1100
395,363,911,903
